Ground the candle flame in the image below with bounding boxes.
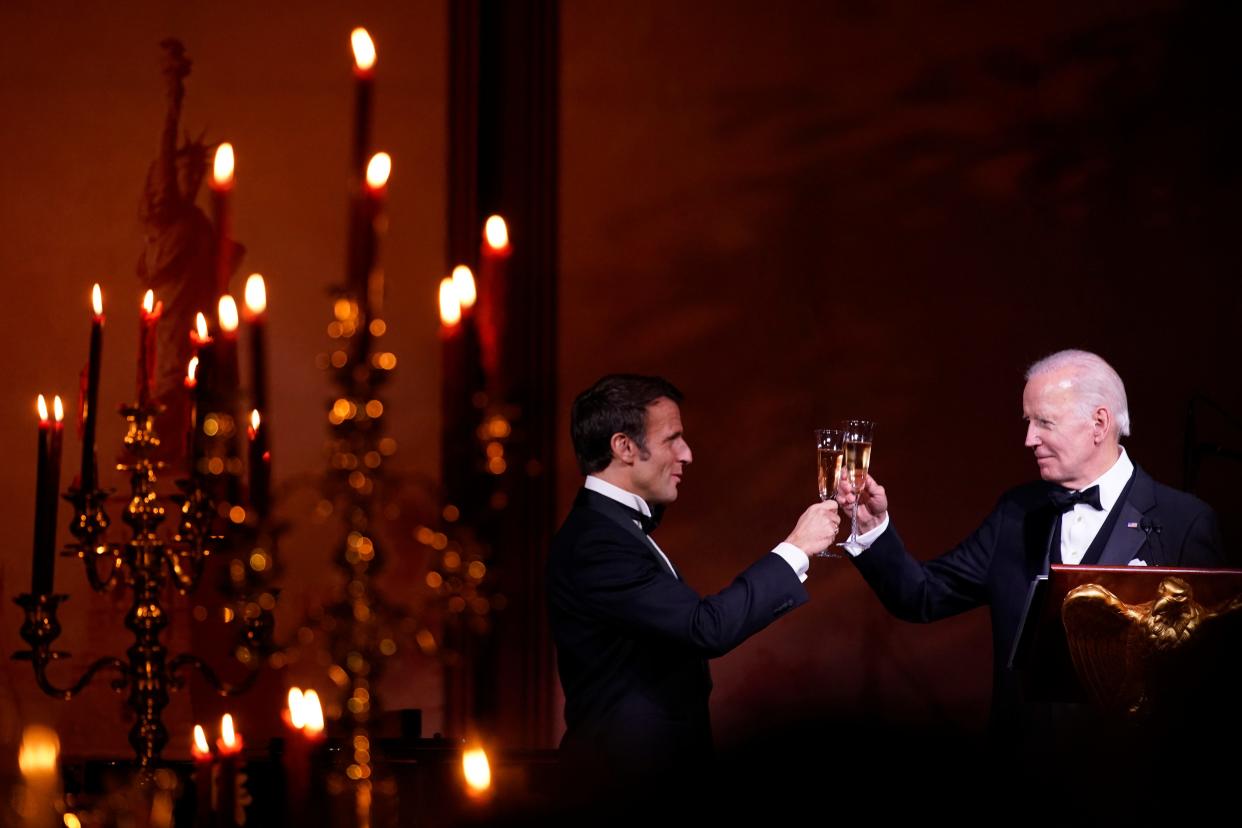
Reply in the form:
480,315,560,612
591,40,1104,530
213,143,235,187
244,273,267,314
53,396,64,423
192,724,210,757
250,410,261,431
187,357,198,383
484,215,509,251
462,746,492,793
366,152,392,189
218,295,239,332
439,277,462,326
452,265,477,309
37,394,49,422
91,283,103,317
18,725,60,777
220,714,237,749
287,688,306,729
196,312,210,340
351,28,376,72
303,690,325,733
142,290,155,314
65,814,82,828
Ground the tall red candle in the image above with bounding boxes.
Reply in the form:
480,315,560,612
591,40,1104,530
137,290,162,406
243,274,268,419
350,28,376,178
282,688,326,826
190,724,213,828
216,296,241,506
31,396,55,594
184,358,199,465
80,284,104,492
247,411,270,520
211,143,235,298
189,314,213,476
477,215,510,395
215,714,244,828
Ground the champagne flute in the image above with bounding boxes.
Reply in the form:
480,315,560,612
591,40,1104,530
814,428,846,558
838,419,875,553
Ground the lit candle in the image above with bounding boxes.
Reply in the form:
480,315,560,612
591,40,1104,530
18,724,61,828
189,314,213,476
185,357,199,464
211,143,235,297
439,276,463,331
190,724,213,828
31,396,55,594
439,267,486,512
216,714,244,828
285,688,327,827
461,743,492,801
452,264,477,317
247,410,269,519
350,28,376,175
216,294,241,393
452,266,481,389
243,274,267,419
349,152,391,319
137,290,162,406
80,284,104,493
282,688,314,826
216,296,241,506
478,215,510,394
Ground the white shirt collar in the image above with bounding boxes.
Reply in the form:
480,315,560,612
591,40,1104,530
1079,446,1134,513
584,475,652,517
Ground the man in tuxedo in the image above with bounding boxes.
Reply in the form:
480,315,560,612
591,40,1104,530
837,349,1224,733
548,374,839,783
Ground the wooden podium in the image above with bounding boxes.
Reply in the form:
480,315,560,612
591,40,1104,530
1010,565,1242,723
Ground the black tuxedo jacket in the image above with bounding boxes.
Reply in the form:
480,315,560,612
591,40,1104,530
548,488,808,773
850,466,1224,717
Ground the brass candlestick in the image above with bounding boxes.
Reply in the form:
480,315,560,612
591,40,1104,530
12,402,268,771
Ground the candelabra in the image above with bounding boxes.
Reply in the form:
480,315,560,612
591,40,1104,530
13,402,269,771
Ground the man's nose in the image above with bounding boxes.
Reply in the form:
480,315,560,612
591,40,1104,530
680,443,693,465
1024,422,1039,448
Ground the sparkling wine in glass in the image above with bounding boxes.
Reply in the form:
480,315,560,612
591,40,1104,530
839,419,875,552
814,428,846,558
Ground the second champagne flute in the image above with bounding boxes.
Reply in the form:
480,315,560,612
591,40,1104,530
838,419,875,553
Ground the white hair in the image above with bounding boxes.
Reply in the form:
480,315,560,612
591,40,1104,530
1025,349,1131,438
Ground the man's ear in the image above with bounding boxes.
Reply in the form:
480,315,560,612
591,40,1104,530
610,432,636,465
1091,406,1112,444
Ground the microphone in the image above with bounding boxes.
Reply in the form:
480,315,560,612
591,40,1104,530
1138,517,1164,564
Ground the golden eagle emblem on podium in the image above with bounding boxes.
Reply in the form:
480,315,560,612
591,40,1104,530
1062,576,1242,718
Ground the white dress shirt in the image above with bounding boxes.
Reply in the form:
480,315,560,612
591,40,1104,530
1058,447,1134,565
584,476,810,582
847,448,1140,565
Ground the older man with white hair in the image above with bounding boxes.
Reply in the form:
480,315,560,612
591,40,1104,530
836,349,1223,726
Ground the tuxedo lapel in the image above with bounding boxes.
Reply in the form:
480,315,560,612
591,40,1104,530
579,489,678,578
1022,497,1059,579
1097,469,1156,566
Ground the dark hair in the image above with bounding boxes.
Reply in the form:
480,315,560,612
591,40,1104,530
571,374,684,475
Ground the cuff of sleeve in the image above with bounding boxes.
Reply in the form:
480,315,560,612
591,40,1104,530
847,514,890,557
771,542,810,582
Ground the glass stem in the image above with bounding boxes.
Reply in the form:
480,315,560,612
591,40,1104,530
851,496,860,542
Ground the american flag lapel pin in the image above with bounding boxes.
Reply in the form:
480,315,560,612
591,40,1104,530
1126,522,1140,529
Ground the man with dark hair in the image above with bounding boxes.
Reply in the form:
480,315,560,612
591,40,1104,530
548,373,839,783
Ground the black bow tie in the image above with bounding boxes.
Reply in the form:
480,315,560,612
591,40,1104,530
1049,485,1103,513
619,502,664,534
